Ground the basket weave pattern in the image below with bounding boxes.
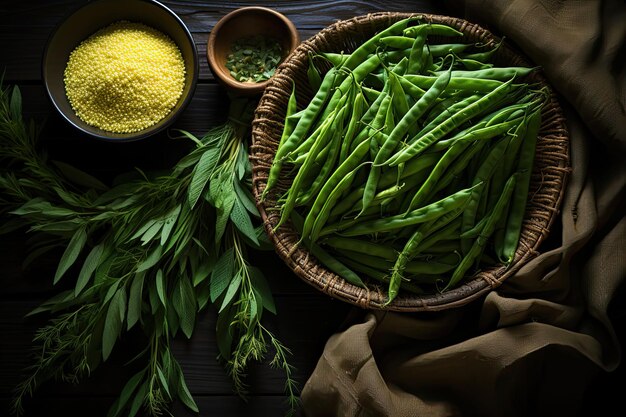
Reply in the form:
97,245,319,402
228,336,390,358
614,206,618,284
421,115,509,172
250,12,569,311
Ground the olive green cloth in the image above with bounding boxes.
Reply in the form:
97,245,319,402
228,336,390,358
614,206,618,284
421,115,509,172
301,1,626,416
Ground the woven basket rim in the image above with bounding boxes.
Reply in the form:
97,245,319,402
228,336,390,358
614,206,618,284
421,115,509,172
250,12,570,312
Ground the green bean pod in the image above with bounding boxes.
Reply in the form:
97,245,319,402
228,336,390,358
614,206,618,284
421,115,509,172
407,30,427,74
429,43,471,57
361,66,452,215
335,248,459,276
341,184,478,237
320,52,348,67
261,82,299,200
444,174,517,290
387,204,464,304
403,74,504,92
323,236,399,261
304,139,370,241
460,135,511,252
266,68,342,198
343,17,417,70
328,151,439,221
405,140,472,212
337,257,425,294
418,93,482,141
402,23,464,39
431,67,537,81
275,101,347,230
339,89,366,163
291,212,366,288
386,78,516,166
460,38,503,61
279,68,340,159
295,111,346,207
502,107,541,262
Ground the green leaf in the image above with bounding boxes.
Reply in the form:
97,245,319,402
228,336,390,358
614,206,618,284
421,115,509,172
91,211,117,222
174,361,199,412
173,149,202,175
10,85,22,120
219,270,242,312
94,254,114,285
136,245,163,272
196,282,210,311
103,279,121,306
166,296,181,337
156,365,171,399
234,180,259,216
53,186,84,206
140,221,163,246
12,198,76,217
155,269,166,307
236,144,248,180
210,247,234,302
111,370,144,417
230,199,259,245
160,204,181,246
249,294,258,326
148,280,160,314
128,381,148,417
103,287,127,361
75,244,104,296
164,205,193,255
188,147,221,208
162,348,175,388
94,182,137,206
175,128,203,147
192,257,213,286
54,225,88,284
31,219,83,234
210,175,236,243
191,237,210,256
127,272,145,330
216,303,236,360
173,277,196,338
250,266,276,314
254,225,273,250
52,160,108,191
25,290,74,317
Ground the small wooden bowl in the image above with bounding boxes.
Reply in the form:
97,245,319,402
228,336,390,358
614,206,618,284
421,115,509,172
206,7,300,96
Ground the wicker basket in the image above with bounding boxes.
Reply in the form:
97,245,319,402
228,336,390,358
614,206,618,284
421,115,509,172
250,12,569,312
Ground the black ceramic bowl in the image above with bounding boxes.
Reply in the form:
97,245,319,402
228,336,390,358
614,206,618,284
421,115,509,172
42,0,198,142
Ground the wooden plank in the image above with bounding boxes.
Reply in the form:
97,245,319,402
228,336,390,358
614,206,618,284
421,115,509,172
0,0,446,81
0,394,306,417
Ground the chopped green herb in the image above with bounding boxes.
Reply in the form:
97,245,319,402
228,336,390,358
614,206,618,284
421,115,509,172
225,35,283,83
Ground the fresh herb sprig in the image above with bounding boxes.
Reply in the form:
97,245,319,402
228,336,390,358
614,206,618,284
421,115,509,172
1,84,298,416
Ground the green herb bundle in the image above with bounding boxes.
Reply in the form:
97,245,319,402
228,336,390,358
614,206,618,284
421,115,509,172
0,85,297,416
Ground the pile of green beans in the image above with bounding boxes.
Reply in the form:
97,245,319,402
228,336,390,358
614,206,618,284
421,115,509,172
262,17,548,305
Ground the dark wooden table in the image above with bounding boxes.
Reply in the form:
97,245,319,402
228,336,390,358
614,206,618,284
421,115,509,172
0,1,622,416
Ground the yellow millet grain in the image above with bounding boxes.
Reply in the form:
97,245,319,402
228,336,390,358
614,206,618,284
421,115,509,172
64,21,186,134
